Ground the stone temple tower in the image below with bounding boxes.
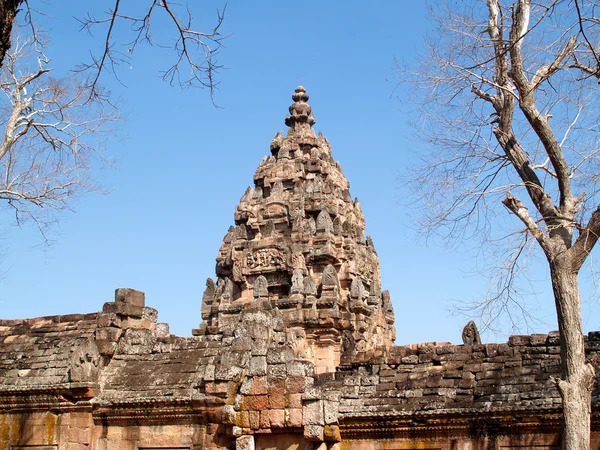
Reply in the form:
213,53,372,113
197,86,395,374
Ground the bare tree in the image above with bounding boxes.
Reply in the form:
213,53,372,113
0,1,226,98
0,34,117,240
403,1,600,448
0,0,225,242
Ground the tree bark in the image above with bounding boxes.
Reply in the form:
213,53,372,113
550,262,596,450
0,0,21,69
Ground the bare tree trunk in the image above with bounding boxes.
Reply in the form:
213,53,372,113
0,0,21,69
551,262,595,450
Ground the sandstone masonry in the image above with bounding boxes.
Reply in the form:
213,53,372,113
1,88,600,450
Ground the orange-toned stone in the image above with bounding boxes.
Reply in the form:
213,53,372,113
249,411,260,430
236,411,250,428
259,410,270,429
286,376,306,394
287,393,302,408
268,387,286,409
269,409,285,428
254,395,269,411
286,408,303,428
252,376,268,395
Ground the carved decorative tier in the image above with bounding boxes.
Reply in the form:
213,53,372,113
197,87,396,373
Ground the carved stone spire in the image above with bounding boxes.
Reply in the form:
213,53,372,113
199,87,396,374
285,86,316,137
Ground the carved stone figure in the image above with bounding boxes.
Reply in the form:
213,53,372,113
350,277,365,300
291,268,304,294
202,278,217,306
253,275,269,298
462,320,482,345
306,217,316,235
321,264,339,287
303,275,318,296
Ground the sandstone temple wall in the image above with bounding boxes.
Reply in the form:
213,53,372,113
2,87,600,449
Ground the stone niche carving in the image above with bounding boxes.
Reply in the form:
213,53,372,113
69,339,100,383
462,320,481,345
316,210,334,234
321,264,339,287
202,278,217,306
253,275,269,299
304,275,318,296
350,277,365,300
291,268,305,294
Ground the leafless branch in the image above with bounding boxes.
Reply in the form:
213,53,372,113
75,1,227,103
0,33,119,242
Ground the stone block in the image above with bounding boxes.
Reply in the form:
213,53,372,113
323,399,339,425
249,411,260,430
259,410,271,429
254,395,269,410
304,424,324,442
115,288,146,307
548,331,560,345
267,363,287,378
95,327,122,342
266,347,294,364
508,335,531,346
95,339,117,356
268,386,286,409
236,435,255,450
97,312,121,328
237,411,251,428
222,404,236,425
269,409,285,428
303,399,324,426
286,375,306,394
323,424,341,442
222,350,250,367
215,364,244,381
401,355,419,364
287,360,313,377
249,356,267,376
288,393,303,408
286,408,303,427
252,376,268,395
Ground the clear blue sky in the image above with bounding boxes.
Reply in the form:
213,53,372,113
1,1,597,344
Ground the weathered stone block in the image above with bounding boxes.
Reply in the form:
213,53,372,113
252,376,268,395
236,435,255,450
97,312,121,328
95,327,122,342
222,404,236,425
323,399,339,425
304,424,324,442
268,386,286,409
508,335,531,346
288,393,303,409
249,356,267,376
269,409,285,428
115,288,145,307
303,399,324,426
266,347,294,364
259,410,270,429
214,364,244,381
323,424,341,442
237,411,251,428
286,375,306,394
249,411,260,430
285,408,303,427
